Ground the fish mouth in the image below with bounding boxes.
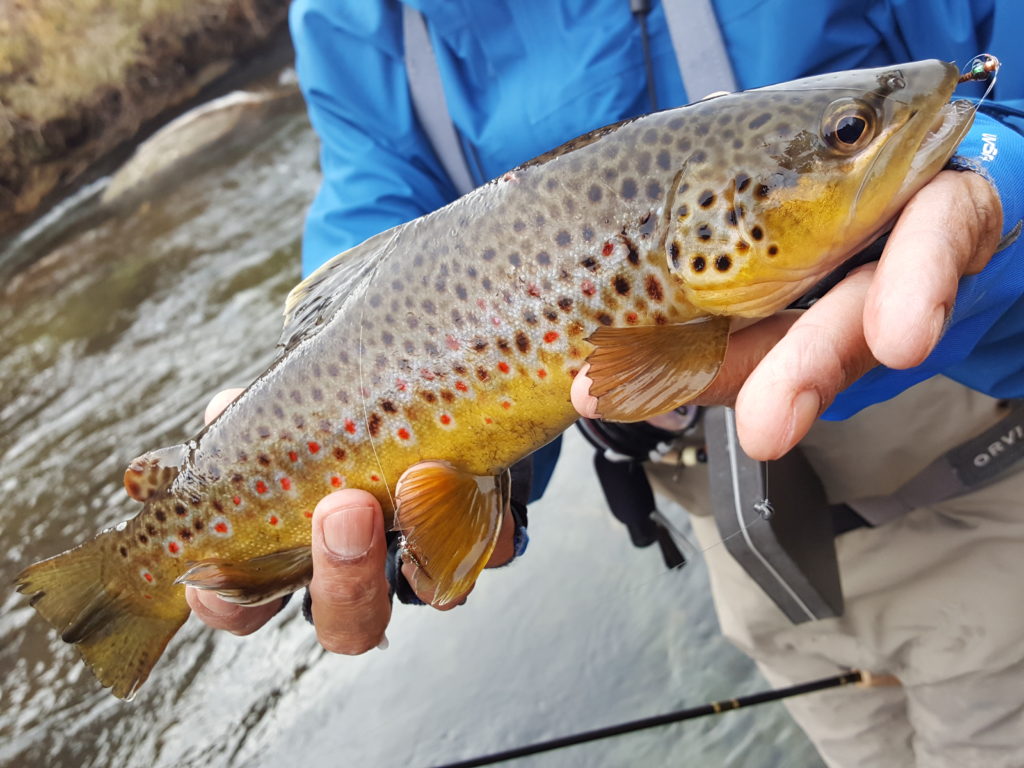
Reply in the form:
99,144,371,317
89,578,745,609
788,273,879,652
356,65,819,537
897,98,975,198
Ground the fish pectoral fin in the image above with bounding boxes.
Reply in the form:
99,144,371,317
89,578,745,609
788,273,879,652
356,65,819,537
280,225,401,349
123,444,187,502
175,547,313,606
394,461,510,607
584,316,730,422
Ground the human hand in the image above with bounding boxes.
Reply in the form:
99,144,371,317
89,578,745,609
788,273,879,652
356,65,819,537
573,170,1003,461
186,388,518,653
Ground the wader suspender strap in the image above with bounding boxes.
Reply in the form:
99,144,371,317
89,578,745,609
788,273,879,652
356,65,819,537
401,4,477,196
662,0,737,98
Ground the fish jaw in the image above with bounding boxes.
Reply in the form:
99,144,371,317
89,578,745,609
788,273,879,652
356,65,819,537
667,60,974,317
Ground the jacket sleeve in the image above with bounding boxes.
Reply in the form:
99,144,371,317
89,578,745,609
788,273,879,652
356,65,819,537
825,105,1024,419
289,0,461,276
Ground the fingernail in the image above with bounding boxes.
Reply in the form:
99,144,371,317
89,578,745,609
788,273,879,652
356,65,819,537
928,304,950,348
377,633,389,651
322,506,375,558
196,589,238,616
787,390,821,447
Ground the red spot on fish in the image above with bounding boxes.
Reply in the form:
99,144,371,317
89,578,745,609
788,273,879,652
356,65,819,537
502,401,512,410
289,451,298,462
345,420,357,434
543,331,559,343
331,475,342,487
582,280,596,296
215,522,229,534
232,495,241,506
569,367,580,378
144,594,153,600
168,541,180,555
538,369,548,379
308,441,320,454
304,510,313,518
144,572,153,583
255,481,268,494
477,299,487,310
421,369,436,381
492,316,501,326
440,414,452,425
371,474,380,483
626,312,638,324
485,417,493,424
446,335,460,351
455,380,468,392
269,515,279,526
498,361,510,374
280,477,292,491
396,379,407,392
602,242,614,256
397,428,411,440
527,284,541,297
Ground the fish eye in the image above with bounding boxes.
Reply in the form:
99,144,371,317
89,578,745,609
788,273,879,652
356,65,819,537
821,98,876,153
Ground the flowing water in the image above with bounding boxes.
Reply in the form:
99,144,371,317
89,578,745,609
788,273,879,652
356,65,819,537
0,82,824,768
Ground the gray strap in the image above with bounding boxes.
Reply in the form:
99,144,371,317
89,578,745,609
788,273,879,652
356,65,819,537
849,400,1024,525
401,5,476,196
662,0,738,98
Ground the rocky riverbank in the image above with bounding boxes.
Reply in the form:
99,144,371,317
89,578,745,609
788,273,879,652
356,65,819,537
0,0,291,236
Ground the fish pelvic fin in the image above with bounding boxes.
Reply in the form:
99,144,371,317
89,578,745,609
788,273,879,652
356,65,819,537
584,316,730,421
394,461,510,607
176,546,313,605
15,535,189,700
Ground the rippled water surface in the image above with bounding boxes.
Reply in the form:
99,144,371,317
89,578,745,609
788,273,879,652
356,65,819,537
0,91,823,768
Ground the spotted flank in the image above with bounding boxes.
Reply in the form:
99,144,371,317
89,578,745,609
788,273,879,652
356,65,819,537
17,60,975,699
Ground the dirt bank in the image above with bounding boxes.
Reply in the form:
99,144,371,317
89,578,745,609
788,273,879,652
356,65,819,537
0,0,291,236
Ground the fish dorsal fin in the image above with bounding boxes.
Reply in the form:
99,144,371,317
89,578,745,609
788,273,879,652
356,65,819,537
280,226,400,348
584,317,730,422
124,444,187,502
394,461,510,606
175,547,313,606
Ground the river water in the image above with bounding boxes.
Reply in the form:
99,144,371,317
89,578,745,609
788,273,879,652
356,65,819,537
0,82,824,768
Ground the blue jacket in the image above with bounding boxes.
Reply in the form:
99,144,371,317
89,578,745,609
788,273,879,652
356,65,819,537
290,0,1024,427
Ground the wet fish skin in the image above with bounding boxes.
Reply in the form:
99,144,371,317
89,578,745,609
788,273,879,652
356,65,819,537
16,60,973,699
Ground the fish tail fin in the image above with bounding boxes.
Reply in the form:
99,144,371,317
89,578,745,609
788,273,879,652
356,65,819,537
16,534,189,700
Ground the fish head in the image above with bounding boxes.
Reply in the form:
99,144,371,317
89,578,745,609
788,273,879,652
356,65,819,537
665,59,974,317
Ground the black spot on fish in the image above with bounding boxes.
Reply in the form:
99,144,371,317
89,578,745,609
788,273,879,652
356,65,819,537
180,529,193,542
392,279,404,291
441,390,455,403
326,364,339,378
119,546,128,558
748,113,772,130
656,150,671,170
515,332,530,353
643,128,658,144
726,209,738,226
482,248,496,261
669,117,684,130
768,245,779,256
536,251,551,266
212,500,223,513
232,474,244,484
677,137,692,152
544,308,558,321
424,341,439,356
613,276,631,295
257,426,271,439
692,255,707,272
582,225,595,242
368,294,382,308
669,242,681,268
603,167,618,182
257,454,271,467
509,252,522,267
146,523,158,536
715,255,733,271
421,390,438,404
677,204,689,219
645,275,664,301
497,338,511,352
194,519,205,532
381,400,397,414
581,256,599,271
696,122,710,136
513,219,526,232
626,239,640,265
635,152,652,174
737,240,750,251
535,214,546,226
138,534,148,544
476,367,490,382
451,308,463,324
482,277,492,291
368,413,382,438
422,299,436,315
403,340,416,354
556,230,572,247
646,181,662,200
272,405,284,419
174,503,187,517
588,185,602,202
523,310,538,325
434,278,447,291
697,224,712,240
467,266,478,278
689,150,707,164
473,338,488,352
698,190,715,208
621,178,638,199
596,312,614,326
756,183,771,198
751,226,764,241
454,364,468,375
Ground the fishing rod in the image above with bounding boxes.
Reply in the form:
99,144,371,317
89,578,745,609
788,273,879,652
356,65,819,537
430,669,898,768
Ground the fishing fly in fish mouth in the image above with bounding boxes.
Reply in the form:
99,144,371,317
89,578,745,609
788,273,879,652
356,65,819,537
15,59,988,699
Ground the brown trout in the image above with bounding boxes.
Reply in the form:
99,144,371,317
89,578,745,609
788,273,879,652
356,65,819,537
17,60,975,698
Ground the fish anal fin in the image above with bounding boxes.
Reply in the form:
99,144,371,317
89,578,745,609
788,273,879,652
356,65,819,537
584,317,730,422
175,547,313,606
394,461,510,606
124,444,187,502
280,226,400,348
16,536,189,700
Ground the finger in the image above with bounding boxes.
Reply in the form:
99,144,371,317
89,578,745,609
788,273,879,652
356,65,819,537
865,170,1003,369
186,587,283,636
205,387,245,425
733,265,879,460
309,489,391,654
400,506,515,608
